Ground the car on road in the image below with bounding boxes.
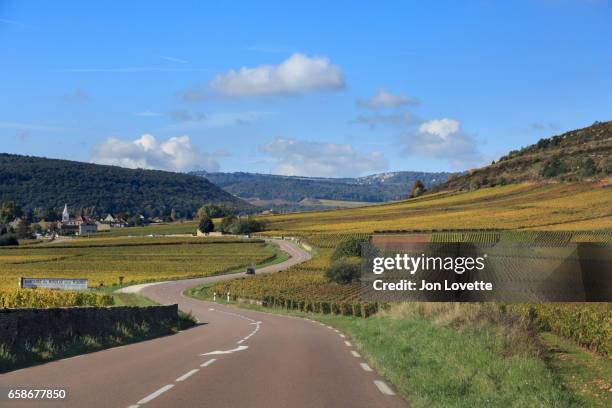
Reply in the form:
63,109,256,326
246,266,255,275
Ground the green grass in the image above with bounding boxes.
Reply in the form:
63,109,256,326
0,319,175,373
187,288,606,408
539,332,611,407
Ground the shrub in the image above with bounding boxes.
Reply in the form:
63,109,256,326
228,218,266,235
541,156,566,177
0,234,18,246
331,237,367,261
198,217,214,234
325,258,361,284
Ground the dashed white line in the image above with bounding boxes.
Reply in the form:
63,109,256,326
360,363,373,372
344,341,352,347
350,350,361,358
374,380,395,396
202,345,249,355
339,334,346,338
137,384,175,404
200,358,216,367
175,369,199,382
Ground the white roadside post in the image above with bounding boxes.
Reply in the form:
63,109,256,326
226,292,230,302
213,292,216,302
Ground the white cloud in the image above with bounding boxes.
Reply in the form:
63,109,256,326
208,53,344,96
260,138,387,177
91,134,220,172
401,119,485,169
418,118,460,139
360,89,418,108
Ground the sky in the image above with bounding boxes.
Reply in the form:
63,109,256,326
1,0,611,177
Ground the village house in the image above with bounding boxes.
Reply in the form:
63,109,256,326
59,204,98,235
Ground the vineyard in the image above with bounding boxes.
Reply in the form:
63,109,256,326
0,236,276,307
211,182,612,353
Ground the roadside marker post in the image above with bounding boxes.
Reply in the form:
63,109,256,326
213,292,216,302
227,292,230,302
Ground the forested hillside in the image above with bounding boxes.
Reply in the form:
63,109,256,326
194,170,451,210
0,154,251,217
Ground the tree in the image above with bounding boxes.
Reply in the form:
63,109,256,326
541,156,566,178
226,217,266,235
197,204,235,220
219,216,238,233
410,180,425,198
0,202,23,224
198,216,214,234
325,258,361,284
331,236,368,261
579,158,597,178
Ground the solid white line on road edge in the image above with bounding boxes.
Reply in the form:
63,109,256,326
344,341,352,347
351,350,361,358
137,384,175,404
176,369,199,382
360,363,373,372
374,380,395,396
237,339,244,344
201,358,217,367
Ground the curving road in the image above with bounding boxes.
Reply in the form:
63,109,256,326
0,239,408,408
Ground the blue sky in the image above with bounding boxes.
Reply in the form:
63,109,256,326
1,0,610,177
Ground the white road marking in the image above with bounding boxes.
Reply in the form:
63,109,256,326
137,384,175,404
176,369,199,382
237,339,244,344
339,334,346,338
202,345,248,355
360,363,373,372
128,405,140,408
334,329,339,333
351,351,361,358
344,341,352,347
374,380,395,396
200,358,216,367
209,308,215,311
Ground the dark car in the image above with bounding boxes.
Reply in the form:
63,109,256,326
246,267,256,275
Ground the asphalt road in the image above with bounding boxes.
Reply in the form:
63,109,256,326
0,239,408,408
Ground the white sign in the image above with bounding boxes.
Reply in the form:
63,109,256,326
20,278,88,291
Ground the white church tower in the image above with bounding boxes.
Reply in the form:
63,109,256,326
62,204,70,222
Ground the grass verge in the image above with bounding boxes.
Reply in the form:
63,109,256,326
187,286,609,407
0,319,174,373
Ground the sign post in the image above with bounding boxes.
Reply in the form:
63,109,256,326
20,277,88,291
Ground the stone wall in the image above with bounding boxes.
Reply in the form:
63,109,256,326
0,305,178,345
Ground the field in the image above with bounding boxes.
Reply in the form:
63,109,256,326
0,236,275,291
209,182,612,352
256,183,612,246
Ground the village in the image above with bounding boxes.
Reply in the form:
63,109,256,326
0,203,155,240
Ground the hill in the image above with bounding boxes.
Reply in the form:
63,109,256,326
440,120,612,191
0,154,251,217
193,170,451,211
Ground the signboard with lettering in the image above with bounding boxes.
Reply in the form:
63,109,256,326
20,278,89,291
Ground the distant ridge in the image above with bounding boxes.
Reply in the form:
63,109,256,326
0,154,252,216
438,120,612,191
192,170,452,211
